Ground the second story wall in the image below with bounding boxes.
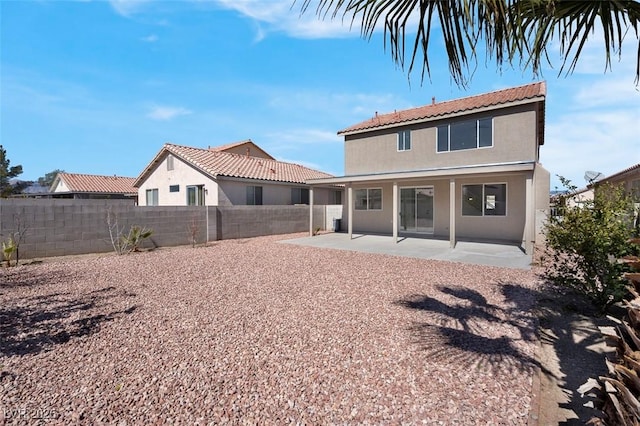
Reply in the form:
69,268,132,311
344,103,541,175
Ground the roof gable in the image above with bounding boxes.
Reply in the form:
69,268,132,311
54,172,137,194
209,140,275,160
339,81,546,135
134,143,333,187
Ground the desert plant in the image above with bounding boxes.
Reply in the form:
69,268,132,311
543,177,638,311
106,208,153,254
187,216,200,248
2,237,16,267
123,226,153,252
580,239,640,425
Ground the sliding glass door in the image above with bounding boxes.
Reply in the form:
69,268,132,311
399,187,434,234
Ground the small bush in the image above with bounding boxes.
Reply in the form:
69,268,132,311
543,177,638,311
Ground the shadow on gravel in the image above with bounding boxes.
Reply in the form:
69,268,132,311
395,282,615,424
0,283,137,357
534,287,615,425
395,283,552,376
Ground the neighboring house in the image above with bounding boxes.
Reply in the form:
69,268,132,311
49,172,137,200
134,140,341,206
593,163,640,201
308,82,550,254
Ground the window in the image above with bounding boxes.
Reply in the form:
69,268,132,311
355,188,382,211
186,185,205,206
167,155,174,171
462,184,506,216
146,188,158,206
291,188,310,205
397,130,411,151
330,190,342,205
246,186,263,205
437,117,493,152
169,185,179,193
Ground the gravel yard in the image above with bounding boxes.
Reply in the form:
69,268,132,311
1,233,543,424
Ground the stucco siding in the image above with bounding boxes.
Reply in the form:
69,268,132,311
137,154,218,206
345,104,539,175
454,175,526,243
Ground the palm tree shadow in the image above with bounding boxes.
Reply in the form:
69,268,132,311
395,283,552,377
0,269,138,358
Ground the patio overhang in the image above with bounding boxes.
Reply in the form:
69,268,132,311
307,161,537,255
306,161,536,186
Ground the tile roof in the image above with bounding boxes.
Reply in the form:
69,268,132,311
135,143,334,186
208,139,253,152
339,81,546,134
208,139,275,160
56,172,137,194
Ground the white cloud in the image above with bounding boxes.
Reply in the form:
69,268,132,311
213,0,358,39
108,0,152,17
146,105,192,121
544,107,640,189
141,34,158,43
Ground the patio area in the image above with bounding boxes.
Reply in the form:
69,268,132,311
282,232,533,270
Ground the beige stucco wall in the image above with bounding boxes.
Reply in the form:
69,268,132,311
137,153,218,206
344,104,540,175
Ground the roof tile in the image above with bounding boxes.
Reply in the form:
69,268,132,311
340,81,546,134
163,144,333,183
57,173,137,194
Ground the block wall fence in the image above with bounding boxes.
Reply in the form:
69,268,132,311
0,199,342,259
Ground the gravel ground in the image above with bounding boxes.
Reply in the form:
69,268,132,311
1,233,543,425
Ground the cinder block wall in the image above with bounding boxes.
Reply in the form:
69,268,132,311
215,205,323,240
0,200,332,259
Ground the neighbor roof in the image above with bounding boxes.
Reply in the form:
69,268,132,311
134,143,333,187
339,81,546,135
208,139,275,160
54,172,137,195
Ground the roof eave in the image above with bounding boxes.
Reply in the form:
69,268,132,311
338,96,546,137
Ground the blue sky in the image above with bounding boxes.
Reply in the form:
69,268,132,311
2,0,639,191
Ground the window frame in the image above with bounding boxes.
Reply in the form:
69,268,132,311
436,117,494,153
355,188,383,211
397,129,411,152
145,188,159,206
169,184,180,193
246,186,263,206
291,187,310,205
186,185,205,206
461,183,507,217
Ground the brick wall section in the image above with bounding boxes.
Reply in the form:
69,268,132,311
0,200,336,259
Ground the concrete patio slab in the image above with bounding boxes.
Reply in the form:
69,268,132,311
281,232,532,270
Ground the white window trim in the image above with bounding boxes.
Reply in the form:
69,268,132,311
397,130,411,152
461,182,507,217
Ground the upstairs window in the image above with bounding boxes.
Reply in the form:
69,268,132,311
246,186,263,205
169,185,180,193
291,187,310,205
397,130,411,151
437,117,493,152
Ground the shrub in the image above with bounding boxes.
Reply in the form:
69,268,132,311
543,177,638,311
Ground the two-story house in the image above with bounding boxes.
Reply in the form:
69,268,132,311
308,82,550,255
